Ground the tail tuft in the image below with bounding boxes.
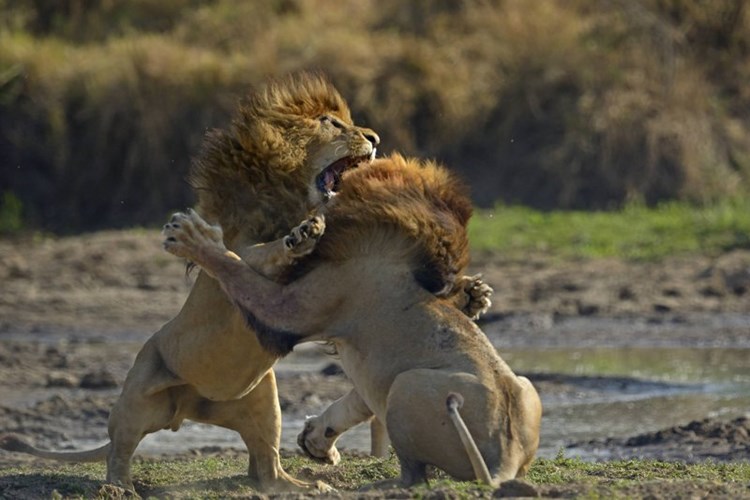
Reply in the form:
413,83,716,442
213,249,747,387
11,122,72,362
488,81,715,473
0,434,33,453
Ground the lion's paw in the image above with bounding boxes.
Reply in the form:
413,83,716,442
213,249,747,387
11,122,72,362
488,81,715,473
162,208,225,261
297,416,341,465
283,215,325,259
460,274,493,320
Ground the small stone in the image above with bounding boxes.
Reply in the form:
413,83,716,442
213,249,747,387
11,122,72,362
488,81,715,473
46,372,78,388
494,479,539,498
79,370,118,389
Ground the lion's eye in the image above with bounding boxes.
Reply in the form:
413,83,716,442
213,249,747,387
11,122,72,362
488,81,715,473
319,115,344,130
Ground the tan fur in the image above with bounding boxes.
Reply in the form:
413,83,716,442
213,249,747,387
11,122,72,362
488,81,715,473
0,73,378,493
162,155,542,489
0,74,492,491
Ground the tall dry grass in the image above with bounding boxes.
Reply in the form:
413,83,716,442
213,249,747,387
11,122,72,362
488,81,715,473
1,0,749,231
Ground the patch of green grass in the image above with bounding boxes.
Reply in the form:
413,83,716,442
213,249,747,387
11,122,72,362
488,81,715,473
529,456,750,484
2,454,749,499
468,199,750,260
0,190,23,234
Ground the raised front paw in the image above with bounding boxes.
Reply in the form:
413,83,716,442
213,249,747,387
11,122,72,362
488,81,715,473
283,215,325,259
162,208,225,261
297,416,341,465
459,274,493,320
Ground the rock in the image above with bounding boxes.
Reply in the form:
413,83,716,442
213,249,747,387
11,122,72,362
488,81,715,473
46,372,78,388
494,479,539,497
79,370,118,389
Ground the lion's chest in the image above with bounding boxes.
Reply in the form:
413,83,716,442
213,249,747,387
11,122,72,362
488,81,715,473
156,292,279,401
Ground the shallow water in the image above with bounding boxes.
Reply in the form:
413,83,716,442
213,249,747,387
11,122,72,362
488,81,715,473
6,314,750,460
134,343,750,460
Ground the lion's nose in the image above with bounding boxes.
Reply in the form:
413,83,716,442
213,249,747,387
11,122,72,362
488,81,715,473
362,129,380,147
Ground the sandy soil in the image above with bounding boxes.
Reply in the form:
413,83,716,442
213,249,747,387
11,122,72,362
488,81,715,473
0,229,749,495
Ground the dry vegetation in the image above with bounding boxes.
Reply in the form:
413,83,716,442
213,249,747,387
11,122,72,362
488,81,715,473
1,0,750,231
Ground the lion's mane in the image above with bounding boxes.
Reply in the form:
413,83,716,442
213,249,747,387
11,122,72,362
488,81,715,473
188,73,353,247
315,154,473,295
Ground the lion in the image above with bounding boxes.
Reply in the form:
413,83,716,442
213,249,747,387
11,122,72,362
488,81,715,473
0,74,490,492
162,154,542,489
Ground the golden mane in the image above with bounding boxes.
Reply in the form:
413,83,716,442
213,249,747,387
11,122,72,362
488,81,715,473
315,154,473,294
188,72,353,247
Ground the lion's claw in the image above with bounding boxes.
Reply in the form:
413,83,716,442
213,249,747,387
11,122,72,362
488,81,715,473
162,209,225,261
460,274,493,320
283,215,325,258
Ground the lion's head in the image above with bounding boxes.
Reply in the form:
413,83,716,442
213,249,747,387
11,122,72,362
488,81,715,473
189,72,379,247
311,153,473,296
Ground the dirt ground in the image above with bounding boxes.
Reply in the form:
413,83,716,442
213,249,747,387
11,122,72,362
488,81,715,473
0,230,749,497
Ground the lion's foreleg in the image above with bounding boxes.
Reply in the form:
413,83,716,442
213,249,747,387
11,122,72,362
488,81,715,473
237,215,325,281
163,210,339,337
297,387,385,464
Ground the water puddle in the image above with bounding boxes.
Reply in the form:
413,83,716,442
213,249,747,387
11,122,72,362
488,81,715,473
133,344,750,460
3,315,749,461
500,346,750,458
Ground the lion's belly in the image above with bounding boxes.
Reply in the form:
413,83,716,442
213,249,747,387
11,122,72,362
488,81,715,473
154,272,279,401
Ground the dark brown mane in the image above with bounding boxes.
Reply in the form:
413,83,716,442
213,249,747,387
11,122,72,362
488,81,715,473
188,72,352,247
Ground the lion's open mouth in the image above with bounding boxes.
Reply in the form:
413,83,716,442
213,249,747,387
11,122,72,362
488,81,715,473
316,154,372,199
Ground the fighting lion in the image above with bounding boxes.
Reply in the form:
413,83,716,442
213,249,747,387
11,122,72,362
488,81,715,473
0,74,490,492
163,154,542,489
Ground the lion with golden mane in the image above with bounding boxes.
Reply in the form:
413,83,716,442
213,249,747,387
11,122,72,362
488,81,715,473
0,73,490,492
162,154,542,488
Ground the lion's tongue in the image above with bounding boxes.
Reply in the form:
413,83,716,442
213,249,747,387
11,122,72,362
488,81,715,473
323,170,337,191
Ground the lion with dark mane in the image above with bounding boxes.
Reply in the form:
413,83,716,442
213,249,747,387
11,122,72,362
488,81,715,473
162,154,542,489
0,73,489,492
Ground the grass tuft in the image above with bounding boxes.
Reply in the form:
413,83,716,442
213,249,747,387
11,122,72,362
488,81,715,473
469,198,750,260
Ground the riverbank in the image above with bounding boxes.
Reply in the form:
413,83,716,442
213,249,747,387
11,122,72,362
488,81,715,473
0,229,748,497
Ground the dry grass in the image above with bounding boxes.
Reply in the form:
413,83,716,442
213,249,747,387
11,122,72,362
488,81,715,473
1,0,749,231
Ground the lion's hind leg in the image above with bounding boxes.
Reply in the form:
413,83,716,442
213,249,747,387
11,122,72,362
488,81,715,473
106,340,185,490
384,370,496,487
186,370,330,492
513,376,542,478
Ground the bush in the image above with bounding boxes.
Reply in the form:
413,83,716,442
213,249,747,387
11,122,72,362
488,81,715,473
1,0,749,231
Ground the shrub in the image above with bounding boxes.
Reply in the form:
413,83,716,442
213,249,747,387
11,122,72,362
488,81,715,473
1,0,749,231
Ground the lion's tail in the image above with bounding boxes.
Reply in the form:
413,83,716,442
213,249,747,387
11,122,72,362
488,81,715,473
0,434,110,462
446,393,495,486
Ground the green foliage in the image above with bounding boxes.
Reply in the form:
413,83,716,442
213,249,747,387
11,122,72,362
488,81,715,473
469,199,750,260
1,0,750,231
0,190,23,233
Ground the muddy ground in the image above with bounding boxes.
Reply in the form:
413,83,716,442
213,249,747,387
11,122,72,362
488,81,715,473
0,230,749,495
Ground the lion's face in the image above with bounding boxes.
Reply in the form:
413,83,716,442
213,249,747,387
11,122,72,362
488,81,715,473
190,72,381,244
305,114,379,206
